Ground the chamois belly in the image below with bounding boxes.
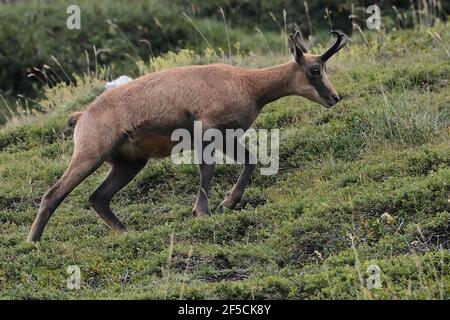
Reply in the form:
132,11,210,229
118,131,178,160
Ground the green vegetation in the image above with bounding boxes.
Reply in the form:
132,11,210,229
0,10,449,299
1,0,448,105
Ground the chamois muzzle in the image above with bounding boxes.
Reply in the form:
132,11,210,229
320,30,348,62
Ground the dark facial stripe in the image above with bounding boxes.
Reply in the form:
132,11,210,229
306,73,332,100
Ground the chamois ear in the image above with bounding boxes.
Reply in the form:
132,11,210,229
288,31,306,64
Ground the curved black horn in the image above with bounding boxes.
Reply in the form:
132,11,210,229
320,30,348,61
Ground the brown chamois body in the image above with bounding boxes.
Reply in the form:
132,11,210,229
27,30,348,242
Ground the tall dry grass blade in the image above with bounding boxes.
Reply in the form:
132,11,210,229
268,11,283,50
439,246,445,300
93,46,98,77
410,0,418,27
105,18,140,58
139,39,155,59
44,64,64,84
428,31,450,57
163,233,175,299
304,1,313,38
219,7,232,64
0,92,14,119
268,11,282,31
27,73,47,86
349,233,365,299
325,8,333,29
283,9,288,57
179,245,194,300
50,55,73,84
255,27,273,56
350,2,356,30
17,94,44,112
33,67,51,87
349,196,373,300
84,50,90,75
392,6,403,29
153,16,172,50
182,12,217,56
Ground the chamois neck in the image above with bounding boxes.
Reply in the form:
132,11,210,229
250,61,297,107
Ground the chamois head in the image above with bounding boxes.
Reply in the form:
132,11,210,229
288,30,348,108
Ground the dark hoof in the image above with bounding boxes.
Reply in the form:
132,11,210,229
218,197,239,213
192,207,209,218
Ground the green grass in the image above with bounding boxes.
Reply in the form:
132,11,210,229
0,24,449,299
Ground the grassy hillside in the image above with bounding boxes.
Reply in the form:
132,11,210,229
0,23,449,299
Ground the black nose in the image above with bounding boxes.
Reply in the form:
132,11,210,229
332,95,340,103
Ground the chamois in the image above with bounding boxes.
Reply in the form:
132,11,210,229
27,30,348,242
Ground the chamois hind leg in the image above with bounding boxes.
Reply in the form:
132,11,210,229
192,162,215,218
88,157,147,231
218,140,256,213
27,153,104,242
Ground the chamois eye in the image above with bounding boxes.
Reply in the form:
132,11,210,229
311,68,321,76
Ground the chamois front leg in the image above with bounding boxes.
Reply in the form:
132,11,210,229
218,141,256,213
192,162,215,217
